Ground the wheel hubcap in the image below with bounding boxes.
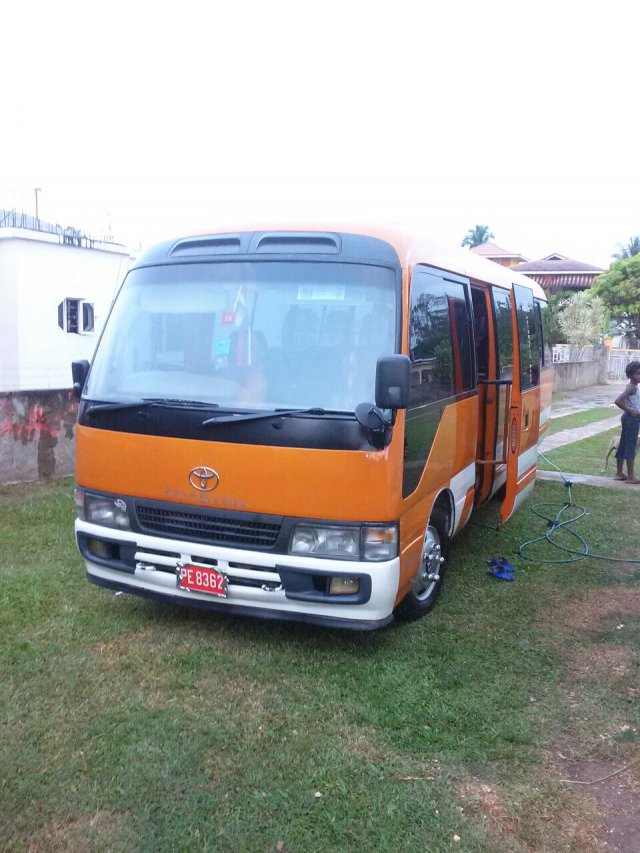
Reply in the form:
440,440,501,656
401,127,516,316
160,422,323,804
412,524,443,601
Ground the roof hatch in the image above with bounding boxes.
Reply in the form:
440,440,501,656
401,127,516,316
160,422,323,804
249,232,341,254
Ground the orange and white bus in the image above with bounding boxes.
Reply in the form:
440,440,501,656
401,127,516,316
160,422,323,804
72,229,552,629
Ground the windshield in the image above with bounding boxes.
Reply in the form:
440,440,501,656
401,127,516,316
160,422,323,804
85,261,398,412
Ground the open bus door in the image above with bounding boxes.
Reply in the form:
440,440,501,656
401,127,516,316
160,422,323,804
498,283,541,524
472,285,502,506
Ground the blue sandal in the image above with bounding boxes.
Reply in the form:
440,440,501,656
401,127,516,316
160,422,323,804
487,557,516,581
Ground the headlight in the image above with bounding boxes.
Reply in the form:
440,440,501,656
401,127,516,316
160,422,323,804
289,524,398,561
290,525,359,560
362,526,398,561
74,487,85,520
84,493,131,530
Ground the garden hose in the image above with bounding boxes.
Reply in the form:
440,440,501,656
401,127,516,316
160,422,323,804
517,451,640,566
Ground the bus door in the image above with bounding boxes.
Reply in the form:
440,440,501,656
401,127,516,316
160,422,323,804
472,286,501,505
499,283,541,524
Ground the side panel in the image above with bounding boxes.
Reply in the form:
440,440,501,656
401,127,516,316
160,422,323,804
536,299,554,437
499,283,541,524
398,263,477,604
398,397,477,605
538,366,553,438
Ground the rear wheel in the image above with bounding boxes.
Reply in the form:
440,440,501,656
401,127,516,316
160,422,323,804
396,507,450,621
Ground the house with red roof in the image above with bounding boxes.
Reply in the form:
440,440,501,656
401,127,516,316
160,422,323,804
469,241,529,268
509,253,604,294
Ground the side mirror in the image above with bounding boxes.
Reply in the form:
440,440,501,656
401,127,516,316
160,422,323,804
375,355,410,410
71,359,90,399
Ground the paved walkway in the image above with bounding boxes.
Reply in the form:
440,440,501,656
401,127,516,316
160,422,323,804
537,469,640,491
540,415,621,452
535,381,633,491
550,382,625,418
538,381,625,453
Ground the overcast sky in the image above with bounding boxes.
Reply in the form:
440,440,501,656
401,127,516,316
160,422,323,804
1,0,638,268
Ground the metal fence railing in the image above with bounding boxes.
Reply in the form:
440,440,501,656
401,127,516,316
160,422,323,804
608,348,640,381
0,208,120,248
552,344,594,364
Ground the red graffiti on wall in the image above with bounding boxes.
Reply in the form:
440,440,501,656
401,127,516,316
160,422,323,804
0,391,78,478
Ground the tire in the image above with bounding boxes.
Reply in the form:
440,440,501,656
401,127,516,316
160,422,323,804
396,506,450,621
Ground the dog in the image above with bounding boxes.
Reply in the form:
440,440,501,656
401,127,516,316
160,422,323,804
602,434,639,471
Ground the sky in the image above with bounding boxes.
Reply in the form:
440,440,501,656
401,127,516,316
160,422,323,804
1,0,639,269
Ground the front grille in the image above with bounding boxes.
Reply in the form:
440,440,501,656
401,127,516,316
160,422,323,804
136,504,282,548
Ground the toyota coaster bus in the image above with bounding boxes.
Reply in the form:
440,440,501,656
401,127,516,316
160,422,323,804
72,228,552,630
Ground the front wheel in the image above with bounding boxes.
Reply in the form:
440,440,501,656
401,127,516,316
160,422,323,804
396,507,450,621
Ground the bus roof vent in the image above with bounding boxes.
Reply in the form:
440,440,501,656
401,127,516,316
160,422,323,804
170,236,243,256
251,232,341,255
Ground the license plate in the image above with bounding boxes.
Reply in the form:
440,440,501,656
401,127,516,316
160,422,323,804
176,564,228,597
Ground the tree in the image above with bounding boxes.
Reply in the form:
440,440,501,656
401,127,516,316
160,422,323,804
543,293,570,346
612,236,640,260
592,254,640,334
461,225,494,248
557,292,607,347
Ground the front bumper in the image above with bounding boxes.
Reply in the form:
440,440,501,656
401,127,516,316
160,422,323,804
75,520,399,630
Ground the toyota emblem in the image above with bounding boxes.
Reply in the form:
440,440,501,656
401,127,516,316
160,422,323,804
189,466,220,492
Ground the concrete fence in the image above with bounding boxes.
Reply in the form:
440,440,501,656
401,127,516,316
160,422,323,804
551,344,609,393
0,389,78,485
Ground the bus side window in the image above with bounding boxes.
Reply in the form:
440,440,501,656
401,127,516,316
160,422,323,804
492,288,514,381
403,268,473,498
513,284,540,389
471,289,490,380
409,270,473,405
535,299,551,367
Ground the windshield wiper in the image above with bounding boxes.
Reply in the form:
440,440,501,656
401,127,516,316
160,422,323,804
86,398,219,415
202,407,332,426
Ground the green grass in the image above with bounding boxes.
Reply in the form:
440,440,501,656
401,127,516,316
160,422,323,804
547,407,618,436
1,477,638,851
539,427,625,477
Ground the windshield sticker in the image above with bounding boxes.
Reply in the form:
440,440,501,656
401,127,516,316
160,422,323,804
221,311,237,325
297,285,345,301
214,338,231,355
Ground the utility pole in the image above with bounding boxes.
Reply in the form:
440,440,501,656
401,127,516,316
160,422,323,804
34,188,41,222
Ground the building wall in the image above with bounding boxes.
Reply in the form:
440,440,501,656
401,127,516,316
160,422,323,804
0,243,20,389
0,231,130,392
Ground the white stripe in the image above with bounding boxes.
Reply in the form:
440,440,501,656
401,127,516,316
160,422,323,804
492,466,507,493
510,480,536,516
518,444,539,477
539,406,551,426
450,462,476,500
449,462,476,534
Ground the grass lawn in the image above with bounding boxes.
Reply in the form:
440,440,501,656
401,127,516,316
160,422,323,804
547,407,618,436
538,427,627,477
1,477,639,851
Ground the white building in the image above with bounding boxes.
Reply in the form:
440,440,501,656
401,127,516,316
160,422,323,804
0,216,131,392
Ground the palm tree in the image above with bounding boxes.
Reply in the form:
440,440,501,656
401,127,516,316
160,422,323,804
612,236,640,260
461,225,494,248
